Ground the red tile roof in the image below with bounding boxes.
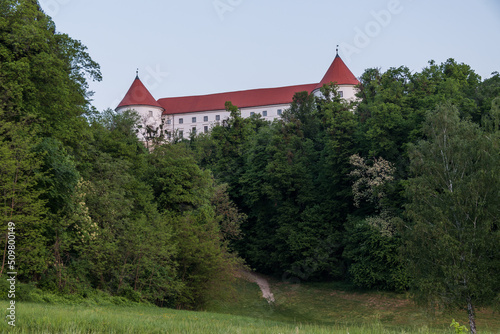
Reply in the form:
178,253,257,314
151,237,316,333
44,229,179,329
158,84,317,115
117,56,358,115
314,55,360,91
117,76,164,110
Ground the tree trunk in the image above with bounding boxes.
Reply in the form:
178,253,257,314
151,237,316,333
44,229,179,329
148,267,156,290
117,254,129,292
54,235,62,289
1,175,18,277
0,233,8,277
467,297,477,334
134,255,142,291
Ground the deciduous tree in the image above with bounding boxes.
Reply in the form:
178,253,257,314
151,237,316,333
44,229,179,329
404,103,500,334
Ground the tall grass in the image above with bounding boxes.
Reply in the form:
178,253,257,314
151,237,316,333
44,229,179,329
0,301,471,334
1,278,498,333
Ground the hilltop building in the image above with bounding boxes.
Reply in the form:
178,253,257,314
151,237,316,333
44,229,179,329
116,52,359,141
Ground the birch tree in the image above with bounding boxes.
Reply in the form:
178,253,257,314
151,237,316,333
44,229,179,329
404,103,500,334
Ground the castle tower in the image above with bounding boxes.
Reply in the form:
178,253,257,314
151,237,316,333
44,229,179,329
116,72,165,141
312,51,359,100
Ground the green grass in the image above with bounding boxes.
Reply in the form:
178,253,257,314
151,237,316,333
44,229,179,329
0,277,498,333
205,276,500,333
0,301,474,334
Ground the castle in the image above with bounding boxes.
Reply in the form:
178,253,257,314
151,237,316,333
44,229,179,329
116,52,359,141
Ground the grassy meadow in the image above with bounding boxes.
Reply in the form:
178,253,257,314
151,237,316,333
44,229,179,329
1,277,499,333
206,277,500,333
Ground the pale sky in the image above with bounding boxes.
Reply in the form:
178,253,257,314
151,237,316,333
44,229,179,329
38,0,500,112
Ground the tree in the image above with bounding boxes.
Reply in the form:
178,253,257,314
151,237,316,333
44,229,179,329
0,115,48,279
344,154,408,291
146,144,243,309
71,110,181,304
355,60,483,162
476,72,500,118
79,151,179,304
235,86,354,279
32,137,80,289
0,0,101,147
195,101,257,194
403,103,500,333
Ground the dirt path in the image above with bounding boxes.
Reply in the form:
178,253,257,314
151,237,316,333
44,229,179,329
239,270,275,304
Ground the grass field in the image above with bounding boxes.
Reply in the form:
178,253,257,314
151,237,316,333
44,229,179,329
0,276,498,333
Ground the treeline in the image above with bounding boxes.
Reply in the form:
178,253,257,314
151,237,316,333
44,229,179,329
0,0,243,309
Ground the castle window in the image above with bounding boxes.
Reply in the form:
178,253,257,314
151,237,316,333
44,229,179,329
166,119,171,125
339,91,344,97
263,110,267,117
179,130,183,138
277,109,282,115
149,110,153,117
192,127,197,134
204,126,208,133
204,116,208,122
250,112,255,116
216,115,220,121
192,117,196,123
179,118,183,124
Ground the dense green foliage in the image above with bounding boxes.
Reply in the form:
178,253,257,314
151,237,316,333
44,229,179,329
1,2,499,329
0,0,242,310
193,60,499,279
191,55,500,331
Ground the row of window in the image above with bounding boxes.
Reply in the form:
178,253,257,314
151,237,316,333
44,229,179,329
249,109,282,117
166,109,283,125
165,108,284,139
177,125,210,138
154,125,209,140
169,114,221,125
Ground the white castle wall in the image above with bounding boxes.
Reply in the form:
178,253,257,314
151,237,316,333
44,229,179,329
312,85,358,101
163,103,291,139
115,104,164,141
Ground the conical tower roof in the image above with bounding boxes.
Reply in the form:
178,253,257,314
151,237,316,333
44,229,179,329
314,54,359,91
116,75,164,110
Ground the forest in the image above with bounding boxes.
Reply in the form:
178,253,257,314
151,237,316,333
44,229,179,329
1,1,499,332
